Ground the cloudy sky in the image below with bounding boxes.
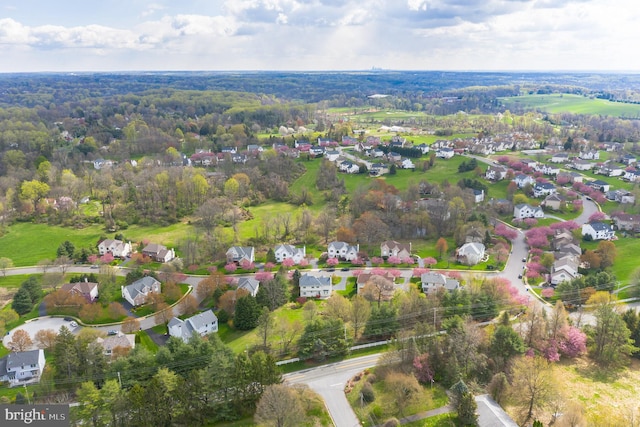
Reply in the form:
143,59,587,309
0,0,637,72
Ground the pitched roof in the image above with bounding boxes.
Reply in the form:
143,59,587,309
61,281,98,295
124,276,159,300
299,274,331,287
237,277,260,294
3,350,42,371
420,272,447,285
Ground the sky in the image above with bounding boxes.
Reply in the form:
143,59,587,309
0,0,637,73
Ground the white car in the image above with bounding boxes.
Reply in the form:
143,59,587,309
69,321,78,328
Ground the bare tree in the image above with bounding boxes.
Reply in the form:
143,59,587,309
154,303,173,325
0,257,13,277
350,294,371,340
254,384,304,427
276,319,303,357
55,255,73,276
179,294,199,316
121,317,140,334
509,355,557,425
256,307,275,350
34,329,57,349
9,329,33,352
361,275,395,308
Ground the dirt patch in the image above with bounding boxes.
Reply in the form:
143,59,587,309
0,287,16,308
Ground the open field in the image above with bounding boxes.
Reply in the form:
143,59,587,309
500,94,640,117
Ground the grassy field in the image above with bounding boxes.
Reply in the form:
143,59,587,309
500,94,640,117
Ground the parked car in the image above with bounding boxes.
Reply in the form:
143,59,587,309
522,258,527,262
518,274,523,279
107,330,117,336
64,317,73,321
69,321,78,328
341,267,350,271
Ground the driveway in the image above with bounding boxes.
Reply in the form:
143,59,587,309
3,316,80,350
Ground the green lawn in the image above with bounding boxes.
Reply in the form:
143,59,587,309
403,413,459,427
137,331,159,352
500,94,640,118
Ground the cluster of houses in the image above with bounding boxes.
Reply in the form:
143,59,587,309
548,230,583,286
98,239,176,263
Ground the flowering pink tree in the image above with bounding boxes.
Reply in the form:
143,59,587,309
556,174,570,186
525,269,541,280
550,220,579,231
497,156,510,164
255,271,274,282
572,199,583,211
370,257,384,266
351,257,364,266
100,253,114,264
352,269,364,277
326,257,339,267
371,267,387,276
541,287,555,298
299,259,309,267
388,256,402,265
264,262,276,271
543,341,561,362
224,263,238,273
88,254,98,264
558,326,587,358
413,354,434,384
412,268,429,278
389,269,402,278
523,218,538,228
588,211,607,222
188,264,199,272
447,271,463,281
402,257,415,266
529,248,543,257
226,276,238,285
282,258,295,268
240,259,255,270
495,223,518,241
423,257,437,268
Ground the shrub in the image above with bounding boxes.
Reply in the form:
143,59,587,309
383,418,400,427
361,382,375,403
366,373,377,384
217,309,230,323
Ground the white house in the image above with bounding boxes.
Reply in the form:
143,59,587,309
299,274,332,299
436,148,455,159
485,165,508,181
226,246,255,264
237,277,260,297
587,180,610,193
0,349,46,386
168,310,218,342
533,182,557,198
571,159,594,171
456,242,486,266
550,256,581,285
538,164,560,176
339,160,360,174
623,169,640,182
327,241,359,261
579,150,600,160
551,153,569,163
121,276,161,306
420,272,460,295
98,239,132,258
513,203,544,219
473,189,485,203
325,150,341,162
514,174,535,188
400,158,415,169
582,222,615,241
274,244,306,264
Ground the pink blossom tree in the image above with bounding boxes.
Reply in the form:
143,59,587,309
326,257,339,267
572,199,583,211
224,263,238,273
264,262,276,271
412,268,429,278
588,211,607,222
423,257,437,268
556,174,570,186
497,156,510,164
543,341,561,362
413,354,434,384
558,326,587,358
370,257,384,266
525,269,541,280
352,269,364,277
240,259,255,270
255,271,274,282
351,257,364,266
100,253,114,264
388,256,402,265
371,267,387,276
402,257,415,266
88,254,98,264
207,266,218,273
523,218,538,228
541,288,555,298
299,259,309,267
388,269,402,278
495,223,518,241
282,258,295,268
226,276,238,285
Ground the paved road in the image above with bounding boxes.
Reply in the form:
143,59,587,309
285,354,381,427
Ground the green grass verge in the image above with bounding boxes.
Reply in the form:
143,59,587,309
403,413,460,427
136,331,159,353
500,94,640,117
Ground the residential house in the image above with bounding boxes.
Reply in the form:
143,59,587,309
550,153,569,163
226,246,255,264
367,148,385,158
309,146,325,156
0,349,46,386
475,395,518,427
121,276,161,306
231,153,247,164
61,279,99,303
420,272,460,295
596,164,624,177
246,144,264,154
237,277,260,297
588,179,610,193
473,189,485,203
190,151,218,166
557,171,583,184
485,165,508,181
620,153,637,165
611,213,640,232
539,164,560,176
579,150,600,160
520,159,538,170
436,148,455,159
550,255,581,286
96,334,135,358
400,158,415,169
299,274,332,299
533,182,556,198
327,241,359,261
168,309,218,342
380,241,412,259
514,174,535,188
324,150,340,162
415,143,430,154
141,243,175,263
274,244,306,264
456,242,486,266
582,222,615,241
98,239,132,258
513,203,544,219
339,160,360,174
221,146,237,154
356,271,396,294
571,159,594,171
387,152,402,162
607,189,635,204
368,163,389,176
543,193,565,211
623,169,640,182
556,243,582,258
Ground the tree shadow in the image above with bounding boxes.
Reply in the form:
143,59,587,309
575,360,625,383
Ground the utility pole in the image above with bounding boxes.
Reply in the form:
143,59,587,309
433,307,437,329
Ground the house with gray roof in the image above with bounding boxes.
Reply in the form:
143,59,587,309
121,276,161,306
0,349,45,386
299,274,332,299
142,243,175,263
421,272,460,295
96,334,135,358
582,221,615,241
226,246,255,264
475,394,518,427
327,241,359,261
456,242,486,266
168,309,218,343
237,277,260,297
274,244,306,264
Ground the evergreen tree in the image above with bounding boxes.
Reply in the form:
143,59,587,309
265,248,276,264
298,318,349,361
363,304,399,340
11,287,33,315
21,276,42,304
234,295,260,330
